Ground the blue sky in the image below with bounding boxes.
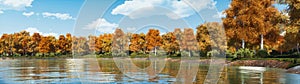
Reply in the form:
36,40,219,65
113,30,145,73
0,0,288,37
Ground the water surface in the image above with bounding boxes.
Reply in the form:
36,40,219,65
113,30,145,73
0,58,299,84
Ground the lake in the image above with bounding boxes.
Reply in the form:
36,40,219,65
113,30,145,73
0,58,299,84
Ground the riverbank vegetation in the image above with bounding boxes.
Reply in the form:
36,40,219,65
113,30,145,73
1,0,300,65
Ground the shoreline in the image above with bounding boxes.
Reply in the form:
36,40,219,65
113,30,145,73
1,56,300,73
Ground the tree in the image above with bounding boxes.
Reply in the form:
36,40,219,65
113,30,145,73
174,28,183,52
145,29,163,56
72,36,89,55
88,35,97,53
206,22,227,51
39,37,51,56
31,33,42,56
48,36,57,54
181,28,198,57
95,35,104,54
129,33,146,53
196,24,212,54
223,0,283,51
65,33,72,54
280,0,300,53
0,34,10,56
285,0,300,25
112,29,129,56
57,35,68,55
18,31,32,56
162,32,179,55
95,33,113,54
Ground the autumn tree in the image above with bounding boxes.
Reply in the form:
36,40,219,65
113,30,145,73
95,33,113,54
103,34,113,53
0,34,10,56
196,24,212,54
95,35,104,54
162,32,179,55
65,33,72,54
174,28,183,51
57,35,68,55
7,34,15,56
112,29,129,56
181,28,198,57
18,31,33,56
284,0,300,25
88,35,97,53
38,37,51,56
31,33,42,56
72,36,89,55
206,22,227,54
223,0,283,51
278,0,300,53
145,29,163,56
129,33,146,53
0,31,74,57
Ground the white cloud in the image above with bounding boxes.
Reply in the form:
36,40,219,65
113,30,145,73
42,12,74,20
22,11,34,17
85,18,118,33
43,32,58,37
213,11,226,18
25,27,40,34
0,0,34,12
25,27,59,38
111,0,216,19
127,27,136,31
0,11,3,14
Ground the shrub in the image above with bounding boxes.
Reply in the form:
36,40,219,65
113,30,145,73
199,51,208,58
207,50,220,58
235,48,255,58
256,50,269,58
226,50,234,58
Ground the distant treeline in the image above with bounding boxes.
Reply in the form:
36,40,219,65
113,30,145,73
2,0,300,58
0,22,223,57
0,22,296,58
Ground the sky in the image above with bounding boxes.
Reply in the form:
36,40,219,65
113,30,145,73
0,0,288,38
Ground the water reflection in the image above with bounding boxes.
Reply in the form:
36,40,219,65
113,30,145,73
0,58,296,84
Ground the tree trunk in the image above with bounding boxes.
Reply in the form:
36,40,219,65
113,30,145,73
23,47,26,56
189,50,191,57
260,34,264,50
297,43,299,54
155,47,157,56
242,39,245,49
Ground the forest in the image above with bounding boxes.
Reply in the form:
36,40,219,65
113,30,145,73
1,0,300,58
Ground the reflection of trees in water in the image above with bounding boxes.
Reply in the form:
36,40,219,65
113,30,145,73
7,59,286,83
18,60,31,80
98,59,120,73
32,60,49,74
225,67,283,84
15,59,69,81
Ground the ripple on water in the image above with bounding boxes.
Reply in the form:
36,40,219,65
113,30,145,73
0,59,298,84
